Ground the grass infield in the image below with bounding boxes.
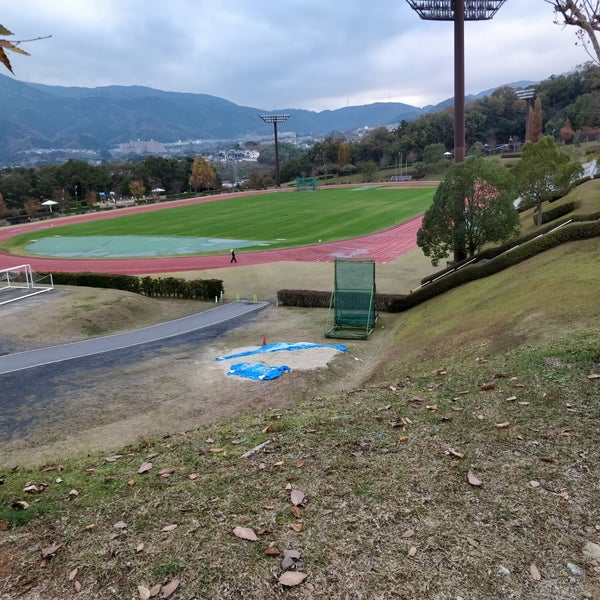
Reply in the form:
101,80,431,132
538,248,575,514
2,186,436,256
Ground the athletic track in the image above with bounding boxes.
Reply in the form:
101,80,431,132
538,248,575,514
0,184,435,275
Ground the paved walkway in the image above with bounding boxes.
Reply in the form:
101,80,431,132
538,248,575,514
0,300,268,375
0,185,431,274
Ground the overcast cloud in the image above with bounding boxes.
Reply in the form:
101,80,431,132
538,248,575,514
2,1,591,111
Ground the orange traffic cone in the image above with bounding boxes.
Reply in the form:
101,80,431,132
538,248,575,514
262,336,267,346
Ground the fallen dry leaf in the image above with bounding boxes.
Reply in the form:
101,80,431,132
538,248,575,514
68,568,78,581
13,500,30,510
0,520,8,530
161,524,177,532
529,562,541,581
113,520,128,529
290,489,307,506
159,468,176,478
41,544,62,559
279,571,307,587
402,528,415,538
289,523,303,532
159,578,179,598
496,421,510,429
138,462,153,474
138,586,151,600
296,459,306,468
233,526,259,541
264,543,280,556
281,549,302,570
587,373,600,380
408,546,417,557
290,505,301,518
466,536,479,548
480,382,495,391
74,580,82,592
467,469,482,487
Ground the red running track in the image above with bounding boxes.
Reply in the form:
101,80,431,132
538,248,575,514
0,188,427,275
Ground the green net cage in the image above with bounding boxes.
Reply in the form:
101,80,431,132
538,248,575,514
325,259,378,340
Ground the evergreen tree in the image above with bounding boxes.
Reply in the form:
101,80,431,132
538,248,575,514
417,157,519,266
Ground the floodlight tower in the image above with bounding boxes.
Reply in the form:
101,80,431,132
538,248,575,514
406,0,507,263
405,0,507,164
259,114,290,188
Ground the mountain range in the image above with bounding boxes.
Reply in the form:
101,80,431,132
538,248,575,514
0,73,535,166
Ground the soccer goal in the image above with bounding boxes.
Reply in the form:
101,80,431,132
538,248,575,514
325,259,378,340
0,264,54,306
296,177,318,191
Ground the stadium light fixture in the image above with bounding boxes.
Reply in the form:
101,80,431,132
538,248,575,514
259,114,290,188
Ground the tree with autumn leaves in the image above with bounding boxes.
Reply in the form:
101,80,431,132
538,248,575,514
189,156,218,192
0,25,30,73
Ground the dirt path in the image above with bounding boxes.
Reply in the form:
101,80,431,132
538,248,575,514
0,287,398,468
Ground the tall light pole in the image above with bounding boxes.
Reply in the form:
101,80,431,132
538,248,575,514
405,0,507,261
259,114,290,188
406,0,507,163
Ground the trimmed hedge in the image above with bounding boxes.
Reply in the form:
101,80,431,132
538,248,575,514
46,272,223,301
276,289,404,312
534,200,580,225
389,219,600,313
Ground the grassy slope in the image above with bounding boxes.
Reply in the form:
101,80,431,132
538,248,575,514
1,237,599,599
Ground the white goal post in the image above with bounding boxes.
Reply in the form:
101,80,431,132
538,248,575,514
0,264,54,306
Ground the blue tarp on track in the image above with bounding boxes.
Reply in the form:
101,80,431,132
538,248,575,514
227,362,291,381
216,341,347,362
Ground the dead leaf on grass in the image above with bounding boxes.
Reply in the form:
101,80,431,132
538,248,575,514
496,421,510,429
13,500,30,510
408,546,417,557
480,382,495,391
138,586,151,600
529,563,541,581
0,520,8,530
279,571,307,587
290,489,307,506
281,549,302,570
233,526,259,541
161,524,177,532
68,567,78,581
402,528,415,538
467,469,482,487
296,459,306,468
138,462,153,474
466,536,479,548
264,542,280,556
159,578,179,598
159,468,176,478
586,373,600,380
290,505,301,518
41,544,62,559
289,523,303,532
113,520,128,529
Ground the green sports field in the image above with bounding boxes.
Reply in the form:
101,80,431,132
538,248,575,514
3,186,436,256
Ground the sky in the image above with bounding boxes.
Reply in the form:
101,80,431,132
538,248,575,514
2,1,593,112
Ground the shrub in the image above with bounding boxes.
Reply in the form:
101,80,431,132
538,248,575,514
45,272,223,301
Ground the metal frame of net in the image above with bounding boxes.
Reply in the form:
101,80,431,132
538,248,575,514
296,177,318,191
325,259,378,340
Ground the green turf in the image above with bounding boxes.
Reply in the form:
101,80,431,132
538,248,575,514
2,187,436,256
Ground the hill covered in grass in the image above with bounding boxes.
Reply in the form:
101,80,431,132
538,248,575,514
1,227,599,598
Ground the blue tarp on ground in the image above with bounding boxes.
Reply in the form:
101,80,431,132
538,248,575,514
226,362,291,381
216,341,347,362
